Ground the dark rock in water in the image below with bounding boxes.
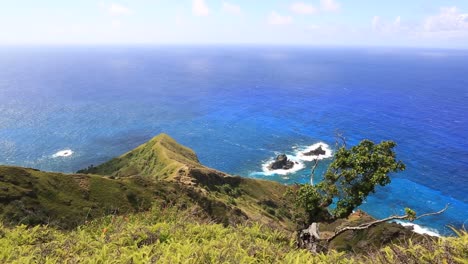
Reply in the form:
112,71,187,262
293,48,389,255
304,145,326,156
268,154,295,170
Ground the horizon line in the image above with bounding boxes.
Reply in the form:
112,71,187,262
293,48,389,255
1,43,467,51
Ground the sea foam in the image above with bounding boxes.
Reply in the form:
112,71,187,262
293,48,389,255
260,155,306,176
296,142,333,161
254,142,333,176
394,220,441,237
52,149,74,158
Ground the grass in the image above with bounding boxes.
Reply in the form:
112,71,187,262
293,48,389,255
0,164,299,232
77,133,201,180
0,204,340,263
360,228,468,264
2,133,466,262
74,133,302,231
0,165,169,229
0,203,466,264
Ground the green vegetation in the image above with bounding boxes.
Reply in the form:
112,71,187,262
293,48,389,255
0,165,298,231
1,134,466,263
321,140,405,219
0,134,300,231
0,204,466,263
77,133,201,180
293,140,406,223
0,166,152,228
75,133,300,231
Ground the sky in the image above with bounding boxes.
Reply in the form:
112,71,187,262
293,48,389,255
1,0,468,48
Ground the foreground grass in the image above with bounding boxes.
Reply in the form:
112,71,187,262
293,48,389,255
1,204,467,264
0,205,319,263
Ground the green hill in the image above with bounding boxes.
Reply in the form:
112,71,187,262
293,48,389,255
0,134,299,231
76,133,301,230
77,133,202,180
0,165,172,228
1,133,466,263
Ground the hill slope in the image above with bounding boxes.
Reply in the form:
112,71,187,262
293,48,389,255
1,133,458,257
0,134,300,231
78,134,202,181
76,133,300,230
0,165,178,228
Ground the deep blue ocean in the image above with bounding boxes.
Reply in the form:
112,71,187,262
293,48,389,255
0,46,467,235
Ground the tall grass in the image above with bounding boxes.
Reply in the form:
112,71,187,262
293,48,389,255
1,204,466,263
362,228,468,264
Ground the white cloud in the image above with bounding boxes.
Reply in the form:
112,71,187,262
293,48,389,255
423,7,468,32
223,2,241,15
268,11,293,25
109,3,131,16
372,6,468,41
193,0,210,16
371,15,403,34
291,2,317,15
320,0,341,12
394,16,401,28
371,16,381,32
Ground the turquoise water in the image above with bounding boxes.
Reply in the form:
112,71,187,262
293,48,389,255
0,46,467,234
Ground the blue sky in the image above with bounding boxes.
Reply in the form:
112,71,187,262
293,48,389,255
1,0,468,48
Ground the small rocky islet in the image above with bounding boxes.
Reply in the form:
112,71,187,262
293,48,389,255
268,145,326,171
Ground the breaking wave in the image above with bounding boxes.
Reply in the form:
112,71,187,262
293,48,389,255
252,142,333,176
296,142,333,161
394,220,441,237
260,155,306,176
52,149,74,158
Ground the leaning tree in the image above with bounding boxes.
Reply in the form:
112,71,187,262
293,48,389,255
292,137,448,253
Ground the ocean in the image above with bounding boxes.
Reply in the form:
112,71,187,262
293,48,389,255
0,46,467,235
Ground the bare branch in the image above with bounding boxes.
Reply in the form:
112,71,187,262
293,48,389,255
327,215,408,242
327,204,449,243
415,204,449,220
310,159,319,186
334,130,347,149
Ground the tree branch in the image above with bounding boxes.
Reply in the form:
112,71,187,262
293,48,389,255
327,204,449,243
414,204,449,220
310,159,319,186
334,131,347,149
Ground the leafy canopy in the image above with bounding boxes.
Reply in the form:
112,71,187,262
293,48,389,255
296,139,405,222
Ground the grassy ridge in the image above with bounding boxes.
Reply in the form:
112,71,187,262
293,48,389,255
77,133,201,180
0,165,300,231
75,133,301,230
0,134,301,230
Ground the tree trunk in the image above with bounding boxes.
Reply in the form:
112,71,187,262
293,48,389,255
297,204,448,254
310,159,319,186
